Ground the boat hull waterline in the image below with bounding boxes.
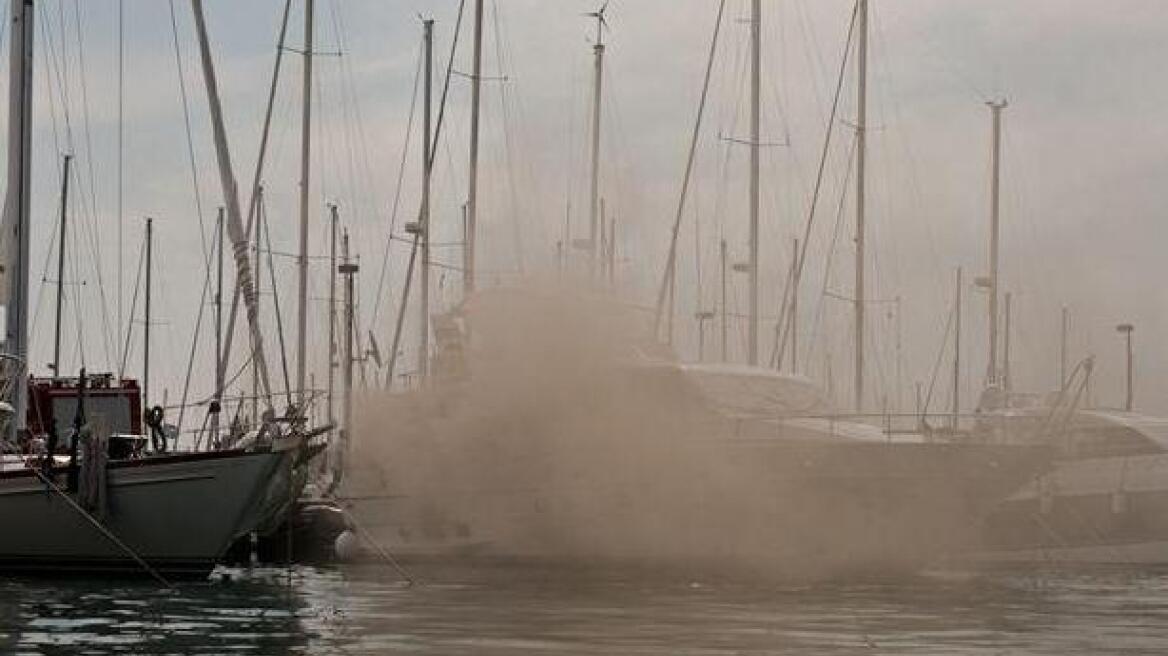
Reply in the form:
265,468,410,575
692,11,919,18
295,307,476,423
0,449,287,577
346,440,1051,581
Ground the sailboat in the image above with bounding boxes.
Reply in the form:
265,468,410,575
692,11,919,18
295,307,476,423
971,376,1168,564
945,103,1168,564
0,0,303,579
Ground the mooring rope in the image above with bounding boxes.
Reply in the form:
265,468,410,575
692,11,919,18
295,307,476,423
0,442,176,589
338,505,414,586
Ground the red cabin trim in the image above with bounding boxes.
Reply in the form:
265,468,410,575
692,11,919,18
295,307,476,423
26,374,142,438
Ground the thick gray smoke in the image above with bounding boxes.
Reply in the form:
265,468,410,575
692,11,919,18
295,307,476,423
342,284,1002,580
345,285,772,566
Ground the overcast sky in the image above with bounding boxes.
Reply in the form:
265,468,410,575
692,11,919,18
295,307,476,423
6,0,1168,423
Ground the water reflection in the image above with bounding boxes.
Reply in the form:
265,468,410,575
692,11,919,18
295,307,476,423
0,568,319,654
2,565,1168,654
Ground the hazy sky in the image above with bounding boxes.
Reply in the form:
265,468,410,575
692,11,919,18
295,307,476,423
7,0,1168,424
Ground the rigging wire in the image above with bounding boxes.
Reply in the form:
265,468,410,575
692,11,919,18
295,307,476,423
369,41,423,328
118,235,147,379
64,2,117,370
384,0,469,387
41,3,118,370
804,135,858,381
216,0,293,393
174,214,217,436
30,7,100,369
921,288,957,421
491,0,527,274
264,192,295,408
332,1,383,228
652,0,727,335
166,0,211,261
71,0,101,260
773,0,859,368
328,1,383,238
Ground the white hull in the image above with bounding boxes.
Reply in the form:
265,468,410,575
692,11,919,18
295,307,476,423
0,449,285,577
970,453,1168,565
965,541,1168,566
345,440,1049,580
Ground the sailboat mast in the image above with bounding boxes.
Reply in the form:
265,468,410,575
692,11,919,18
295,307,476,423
3,0,34,441
252,188,263,422
327,204,338,431
213,207,224,441
986,99,1007,386
588,10,605,278
720,238,728,362
1059,305,1068,388
747,0,760,366
853,0,868,413
190,0,273,408
296,0,315,403
339,230,357,478
1003,291,1012,392
789,238,798,374
144,218,153,414
418,19,434,382
53,154,72,375
465,0,484,296
952,267,962,429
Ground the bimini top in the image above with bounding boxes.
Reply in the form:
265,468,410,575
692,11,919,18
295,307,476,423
670,363,902,442
1072,409,1168,453
673,363,832,418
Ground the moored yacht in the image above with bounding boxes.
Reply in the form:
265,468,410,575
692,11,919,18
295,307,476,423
0,373,300,578
970,382,1168,565
0,1,308,579
342,290,1052,581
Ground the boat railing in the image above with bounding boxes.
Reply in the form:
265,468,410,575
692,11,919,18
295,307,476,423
741,410,1032,444
159,387,330,452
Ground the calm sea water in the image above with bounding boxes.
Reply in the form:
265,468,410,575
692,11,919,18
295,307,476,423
2,563,1168,655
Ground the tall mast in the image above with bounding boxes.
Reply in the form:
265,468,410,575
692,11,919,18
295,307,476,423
587,6,606,278
52,154,72,375
464,0,484,296
296,0,315,403
853,0,868,412
3,0,34,441
252,188,263,422
1059,305,1068,389
213,207,224,441
612,214,621,285
747,0,760,366
418,19,434,381
339,230,357,480
952,267,962,429
720,238,728,362
214,0,293,397
789,238,798,374
144,218,154,414
1003,291,1012,392
327,204,338,431
190,0,273,409
986,99,1007,386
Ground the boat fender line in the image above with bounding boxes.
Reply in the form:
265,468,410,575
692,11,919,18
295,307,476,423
27,465,175,589
337,504,414,586
43,417,60,478
146,405,167,453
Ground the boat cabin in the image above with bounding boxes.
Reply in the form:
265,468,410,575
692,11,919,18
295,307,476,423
25,374,143,456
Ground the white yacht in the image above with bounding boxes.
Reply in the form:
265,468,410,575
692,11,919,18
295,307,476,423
342,292,1051,580
971,386,1168,565
0,1,305,579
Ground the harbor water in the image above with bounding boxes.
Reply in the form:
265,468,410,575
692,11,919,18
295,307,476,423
3,564,1168,654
